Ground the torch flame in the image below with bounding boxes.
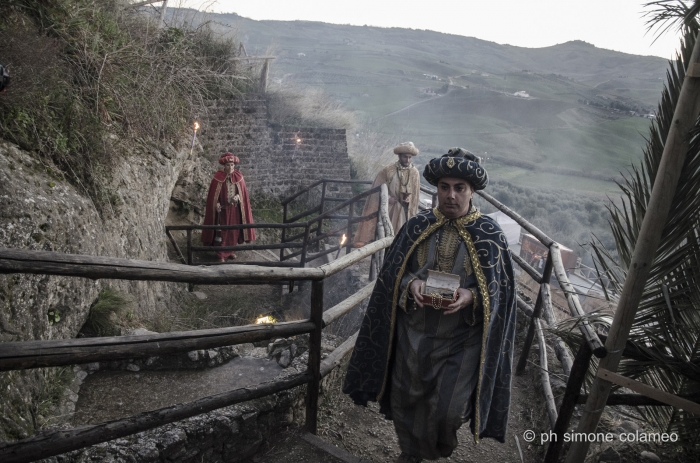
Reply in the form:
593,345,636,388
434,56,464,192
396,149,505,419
194,122,200,131
255,315,275,324
340,234,347,246
296,138,301,143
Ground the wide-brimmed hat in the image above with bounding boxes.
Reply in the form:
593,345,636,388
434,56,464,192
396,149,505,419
393,141,419,156
423,147,488,190
218,152,240,165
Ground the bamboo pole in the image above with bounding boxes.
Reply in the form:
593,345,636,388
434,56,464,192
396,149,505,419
541,283,574,376
536,317,558,429
566,30,700,463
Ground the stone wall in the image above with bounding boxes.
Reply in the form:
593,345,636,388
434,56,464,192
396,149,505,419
196,96,352,200
0,138,196,440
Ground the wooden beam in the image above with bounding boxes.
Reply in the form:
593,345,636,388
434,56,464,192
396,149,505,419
512,253,543,283
0,247,326,283
550,245,606,358
320,331,359,377
545,342,592,463
541,283,573,377
305,281,324,434
475,190,554,247
516,255,554,376
536,317,558,428
0,371,311,463
322,282,374,327
0,320,315,371
597,368,700,416
317,237,393,278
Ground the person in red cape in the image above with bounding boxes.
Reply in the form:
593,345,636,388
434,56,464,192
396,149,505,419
202,153,256,261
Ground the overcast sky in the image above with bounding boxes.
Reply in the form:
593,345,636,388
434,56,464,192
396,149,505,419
185,0,684,60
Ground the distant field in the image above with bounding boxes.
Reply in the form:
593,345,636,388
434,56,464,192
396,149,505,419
208,12,667,195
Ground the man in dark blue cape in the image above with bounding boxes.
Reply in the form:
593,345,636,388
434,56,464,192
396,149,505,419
343,148,517,462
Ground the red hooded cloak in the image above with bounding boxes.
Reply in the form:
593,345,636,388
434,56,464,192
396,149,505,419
201,170,256,250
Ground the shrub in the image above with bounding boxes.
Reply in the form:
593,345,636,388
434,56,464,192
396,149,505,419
0,0,253,214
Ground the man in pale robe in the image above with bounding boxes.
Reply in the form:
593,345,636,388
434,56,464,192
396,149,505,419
354,142,421,246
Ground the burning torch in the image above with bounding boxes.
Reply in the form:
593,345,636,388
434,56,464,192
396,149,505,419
189,121,200,155
335,234,347,259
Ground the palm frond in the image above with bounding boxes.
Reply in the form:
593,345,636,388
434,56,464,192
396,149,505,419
557,24,700,442
645,1,700,39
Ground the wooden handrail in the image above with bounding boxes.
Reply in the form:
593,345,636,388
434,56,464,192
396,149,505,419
280,179,372,206
323,281,374,327
476,190,554,247
549,245,606,358
0,247,326,283
306,186,381,227
0,320,315,371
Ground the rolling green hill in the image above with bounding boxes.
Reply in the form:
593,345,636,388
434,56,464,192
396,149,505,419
203,12,669,196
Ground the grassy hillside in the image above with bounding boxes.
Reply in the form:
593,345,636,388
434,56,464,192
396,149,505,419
198,12,668,196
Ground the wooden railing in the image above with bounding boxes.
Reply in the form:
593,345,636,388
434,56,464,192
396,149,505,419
4,179,668,463
0,190,393,462
165,179,375,270
280,179,374,263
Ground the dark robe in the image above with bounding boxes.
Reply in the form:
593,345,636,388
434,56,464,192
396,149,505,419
202,170,256,251
343,207,516,447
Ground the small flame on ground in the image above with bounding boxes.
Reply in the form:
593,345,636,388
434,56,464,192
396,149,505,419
340,234,347,246
194,122,200,131
255,315,275,324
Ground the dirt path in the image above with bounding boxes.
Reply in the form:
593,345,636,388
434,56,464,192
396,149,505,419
303,306,550,463
314,359,546,463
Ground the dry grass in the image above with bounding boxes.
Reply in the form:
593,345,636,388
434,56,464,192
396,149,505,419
0,0,254,213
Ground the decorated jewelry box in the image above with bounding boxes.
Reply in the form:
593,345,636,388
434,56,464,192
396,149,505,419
420,269,460,309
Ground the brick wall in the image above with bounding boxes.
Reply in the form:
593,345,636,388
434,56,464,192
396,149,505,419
198,96,351,200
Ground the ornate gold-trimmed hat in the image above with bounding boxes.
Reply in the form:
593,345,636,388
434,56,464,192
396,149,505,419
423,147,488,190
218,152,240,165
393,141,419,156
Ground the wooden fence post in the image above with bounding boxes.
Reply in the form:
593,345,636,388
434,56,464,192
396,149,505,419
545,342,593,463
280,203,288,262
315,181,327,248
306,280,324,434
516,251,553,375
186,229,194,292
300,223,311,268
346,201,354,255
